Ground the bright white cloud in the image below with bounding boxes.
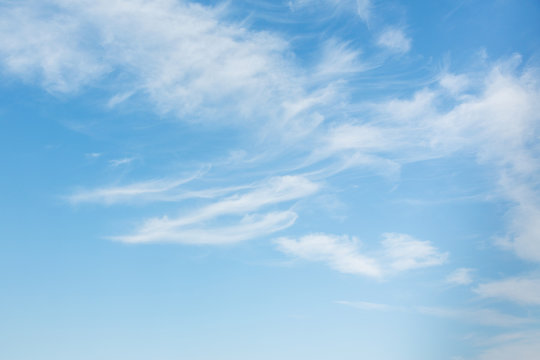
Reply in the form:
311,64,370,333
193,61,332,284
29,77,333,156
446,268,474,285
112,175,319,243
275,233,382,277
376,27,411,53
382,233,448,271
474,275,540,305
4,0,537,273
314,58,540,262
275,232,446,277
0,0,332,137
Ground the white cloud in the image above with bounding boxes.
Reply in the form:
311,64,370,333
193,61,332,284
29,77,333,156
474,275,540,305
4,1,538,265
376,27,411,53
112,175,319,243
85,152,102,159
316,39,365,76
113,210,298,245
275,232,446,277
152,176,318,227
275,233,382,277
66,176,199,205
109,157,135,167
381,233,448,271
0,0,333,137
107,91,134,108
356,0,371,23
287,0,370,23
314,58,540,262
439,73,470,95
447,268,474,285
0,1,108,92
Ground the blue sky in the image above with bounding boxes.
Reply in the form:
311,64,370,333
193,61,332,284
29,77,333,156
1,0,540,359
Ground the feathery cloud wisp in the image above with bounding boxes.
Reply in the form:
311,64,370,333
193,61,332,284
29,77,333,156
112,176,319,244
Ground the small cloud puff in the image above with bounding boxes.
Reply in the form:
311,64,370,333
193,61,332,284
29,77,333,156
377,27,411,53
446,268,474,285
439,73,470,95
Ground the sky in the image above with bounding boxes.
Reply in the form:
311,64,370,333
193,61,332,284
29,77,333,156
0,0,540,359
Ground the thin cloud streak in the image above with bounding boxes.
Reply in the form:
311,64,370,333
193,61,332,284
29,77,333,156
112,176,319,244
66,174,203,205
112,210,298,245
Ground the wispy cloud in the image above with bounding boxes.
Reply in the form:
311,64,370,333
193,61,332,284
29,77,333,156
287,0,371,23
275,232,446,277
107,91,134,108
447,268,475,285
0,0,335,138
4,1,537,270
85,152,102,159
439,72,470,95
66,175,202,205
316,39,366,76
355,0,372,23
111,175,319,244
112,210,298,245
0,1,109,92
381,232,448,271
109,157,135,167
474,275,540,306
275,234,383,277
310,57,540,262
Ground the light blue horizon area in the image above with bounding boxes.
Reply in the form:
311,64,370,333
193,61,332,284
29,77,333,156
1,1,540,359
